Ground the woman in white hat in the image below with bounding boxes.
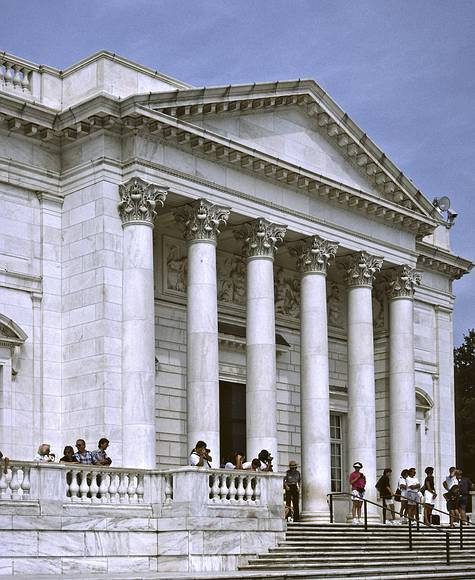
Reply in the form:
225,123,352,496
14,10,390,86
349,461,366,524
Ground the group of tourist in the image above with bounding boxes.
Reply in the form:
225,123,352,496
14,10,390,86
351,462,473,527
33,438,112,466
190,441,301,521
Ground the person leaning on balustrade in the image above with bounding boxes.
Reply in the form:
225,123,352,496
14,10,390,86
34,443,56,462
59,446,78,463
189,440,212,467
0,450,10,473
91,438,112,466
73,439,94,464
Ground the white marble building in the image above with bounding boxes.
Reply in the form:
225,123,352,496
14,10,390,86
0,50,472,524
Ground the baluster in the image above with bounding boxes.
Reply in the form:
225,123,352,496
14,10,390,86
0,468,9,499
79,470,90,502
20,68,30,92
244,476,254,503
228,475,237,503
127,473,137,504
69,469,80,501
20,466,31,499
136,473,144,504
97,471,109,503
164,475,173,503
210,473,220,502
118,472,129,504
220,474,229,503
89,471,99,503
10,466,20,500
4,62,13,85
253,476,261,504
12,65,22,89
236,475,245,504
108,473,119,503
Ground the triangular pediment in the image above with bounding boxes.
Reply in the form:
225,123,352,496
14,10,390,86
190,107,384,198
141,81,441,224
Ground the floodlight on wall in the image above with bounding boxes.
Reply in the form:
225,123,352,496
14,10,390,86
432,196,457,225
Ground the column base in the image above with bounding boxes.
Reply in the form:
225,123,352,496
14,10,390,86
300,510,331,523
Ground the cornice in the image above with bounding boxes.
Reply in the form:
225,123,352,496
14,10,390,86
0,90,439,239
416,241,473,280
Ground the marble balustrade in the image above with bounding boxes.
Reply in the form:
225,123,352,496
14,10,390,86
0,462,282,513
0,464,285,575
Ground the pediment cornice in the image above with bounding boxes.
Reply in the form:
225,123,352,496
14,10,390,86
0,89,439,237
416,241,473,280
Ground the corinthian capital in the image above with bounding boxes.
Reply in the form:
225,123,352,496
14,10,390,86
235,218,287,259
118,177,168,226
174,198,230,243
346,251,383,288
291,235,339,275
389,265,421,299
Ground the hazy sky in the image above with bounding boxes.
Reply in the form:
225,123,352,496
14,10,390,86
2,1,473,344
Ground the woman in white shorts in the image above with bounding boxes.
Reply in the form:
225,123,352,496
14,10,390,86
398,468,409,523
405,467,420,521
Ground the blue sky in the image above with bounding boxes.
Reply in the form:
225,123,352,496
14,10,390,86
3,0,473,344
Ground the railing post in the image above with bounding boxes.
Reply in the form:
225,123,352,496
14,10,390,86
446,532,450,565
329,494,334,523
363,499,368,531
408,517,413,550
460,520,463,550
416,503,420,531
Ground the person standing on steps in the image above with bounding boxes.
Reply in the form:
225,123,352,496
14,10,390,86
349,461,366,525
405,467,420,522
422,466,437,525
376,468,398,524
397,468,409,523
284,460,301,522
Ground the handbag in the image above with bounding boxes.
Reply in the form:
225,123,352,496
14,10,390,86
394,488,402,502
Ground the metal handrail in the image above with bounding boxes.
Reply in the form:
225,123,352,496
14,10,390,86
326,492,472,566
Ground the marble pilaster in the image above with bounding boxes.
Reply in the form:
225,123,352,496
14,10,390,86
236,218,287,462
346,251,383,510
389,266,421,476
118,177,168,468
175,199,230,466
292,235,338,520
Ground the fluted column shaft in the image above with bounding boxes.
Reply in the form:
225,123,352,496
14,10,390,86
346,252,382,509
389,266,421,477
293,235,338,520
119,177,168,468
237,218,286,462
176,199,230,466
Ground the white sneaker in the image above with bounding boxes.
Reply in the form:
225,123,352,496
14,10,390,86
352,518,358,525
357,518,363,525
392,520,401,525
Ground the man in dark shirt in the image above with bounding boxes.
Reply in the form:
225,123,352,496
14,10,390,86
284,460,301,522
376,468,397,524
457,469,473,525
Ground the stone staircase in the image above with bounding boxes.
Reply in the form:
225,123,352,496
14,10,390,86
239,522,475,578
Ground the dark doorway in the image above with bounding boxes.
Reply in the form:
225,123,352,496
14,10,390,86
219,381,246,465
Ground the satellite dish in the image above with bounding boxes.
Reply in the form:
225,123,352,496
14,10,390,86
436,196,451,211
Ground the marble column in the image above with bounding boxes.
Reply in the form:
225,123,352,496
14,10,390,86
389,266,421,477
293,235,338,520
175,199,230,466
118,177,168,469
236,218,287,463
346,251,383,509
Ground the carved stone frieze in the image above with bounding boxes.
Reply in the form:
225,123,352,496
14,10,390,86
165,240,187,292
174,198,230,242
372,284,386,331
327,281,344,328
275,268,300,318
217,254,246,306
346,251,383,288
118,177,168,226
389,265,421,299
291,235,339,275
235,218,287,259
